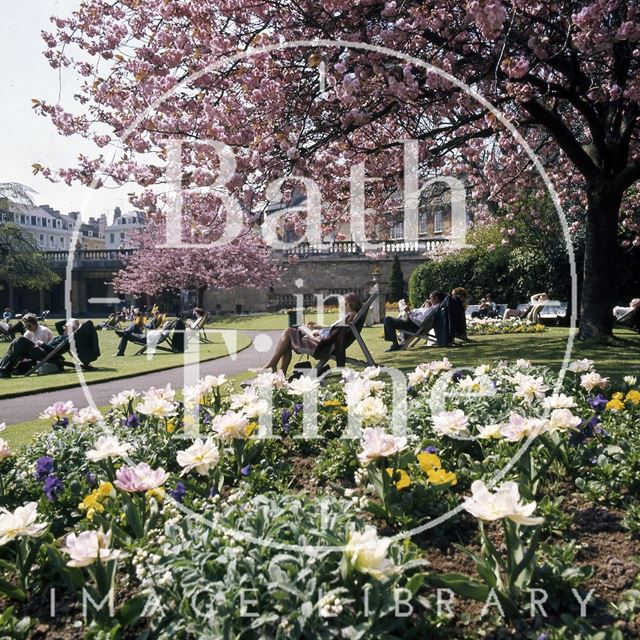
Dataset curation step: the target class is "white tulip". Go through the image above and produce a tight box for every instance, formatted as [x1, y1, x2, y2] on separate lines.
[345, 526, 396, 579]
[568, 358, 594, 373]
[86, 435, 131, 462]
[353, 396, 388, 426]
[463, 480, 543, 526]
[73, 407, 103, 426]
[287, 376, 321, 395]
[499, 413, 548, 442]
[624, 376, 637, 386]
[212, 411, 252, 440]
[109, 389, 140, 409]
[0, 502, 47, 546]
[548, 408, 582, 432]
[432, 409, 470, 438]
[357, 427, 407, 466]
[63, 530, 122, 567]
[580, 372, 609, 392]
[176, 438, 220, 476]
[514, 373, 549, 403]
[136, 397, 177, 418]
[542, 393, 576, 409]
[476, 423, 503, 440]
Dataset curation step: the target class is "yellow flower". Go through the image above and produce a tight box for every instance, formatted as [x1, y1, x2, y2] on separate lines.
[145, 487, 165, 503]
[606, 399, 625, 412]
[323, 399, 342, 407]
[386, 468, 411, 490]
[612, 392, 624, 401]
[97, 482, 115, 498]
[245, 422, 258, 437]
[78, 491, 104, 520]
[183, 414, 196, 428]
[166, 420, 176, 433]
[417, 452, 441, 473]
[427, 468, 457, 486]
[625, 390, 640, 405]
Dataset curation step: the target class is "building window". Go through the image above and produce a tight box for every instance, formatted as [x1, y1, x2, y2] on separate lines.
[418, 211, 428, 235]
[49, 235, 54, 244]
[390, 220, 404, 240]
[39, 234, 44, 244]
[110, 233, 115, 243]
[120, 232, 125, 240]
[31, 215, 37, 226]
[60, 237, 64, 245]
[434, 210, 443, 234]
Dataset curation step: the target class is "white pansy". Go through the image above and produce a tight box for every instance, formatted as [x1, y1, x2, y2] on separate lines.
[514, 373, 549, 403]
[287, 376, 321, 395]
[176, 438, 220, 476]
[136, 397, 177, 418]
[73, 407, 103, 426]
[463, 480, 543, 526]
[352, 396, 388, 426]
[109, 389, 140, 409]
[432, 409, 470, 438]
[357, 427, 407, 466]
[345, 526, 396, 579]
[86, 435, 131, 462]
[624, 375, 637, 386]
[499, 413, 548, 442]
[63, 530, 122, 567]
[0, 502, 48, 546]
[580, 372, 609, 392]
[212, 411, 252, 440]
[543, 393, 576, 409]
[476, 423, 503, 440]
[548, 408, 582, 432]
[568, 358, 594, 373]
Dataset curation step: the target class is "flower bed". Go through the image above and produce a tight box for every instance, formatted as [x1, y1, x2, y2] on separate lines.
[467, 317, 547, 335]
[1, 360, 639, 638]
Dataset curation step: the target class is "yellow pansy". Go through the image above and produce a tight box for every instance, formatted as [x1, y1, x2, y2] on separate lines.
[606, 399, 625, 412]
[323, 399, 342, 407]
[427, 467, 457, 486]
[612, 392, 624, 401]
[78, 491, 104, 520]
[625, 390, 640, 405]
[145, 487, 165, 503]
[166, 420, 176, 433]
[386, 468, 411, 490]
[245, 422, 258, 437]
[417, 452, 441, 473]
[97, 482, 115, 498]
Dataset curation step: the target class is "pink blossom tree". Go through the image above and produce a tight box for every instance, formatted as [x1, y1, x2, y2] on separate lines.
[37, 0, 640, 337]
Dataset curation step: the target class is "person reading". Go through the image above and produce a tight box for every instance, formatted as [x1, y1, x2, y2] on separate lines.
[263, 293, 362, 374]
[383, 290, 445, 351]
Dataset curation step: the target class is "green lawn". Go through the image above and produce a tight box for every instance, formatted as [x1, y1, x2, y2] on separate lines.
[209, 310, 342, 331]
[0, 326, 251, 399]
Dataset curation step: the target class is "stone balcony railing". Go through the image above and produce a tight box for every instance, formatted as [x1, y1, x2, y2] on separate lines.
[281, 238, 448, 258]
[42, 249, 135, 268]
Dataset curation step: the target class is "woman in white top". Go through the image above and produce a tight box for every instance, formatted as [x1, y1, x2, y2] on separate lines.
[22, 313, 54, 345]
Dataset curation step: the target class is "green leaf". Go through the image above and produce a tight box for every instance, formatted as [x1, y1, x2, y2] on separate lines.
[424, 572, 489, 602]
[116, 595, 148, 627]
[0, 576, 26, 602]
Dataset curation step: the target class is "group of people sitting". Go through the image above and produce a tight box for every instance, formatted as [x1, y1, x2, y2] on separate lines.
[0, 314, 99, 378]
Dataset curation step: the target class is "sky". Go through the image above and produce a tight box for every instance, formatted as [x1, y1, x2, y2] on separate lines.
[1, 0, 131, 222]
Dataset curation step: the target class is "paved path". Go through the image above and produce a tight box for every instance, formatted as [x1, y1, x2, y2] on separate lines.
[0, 330, 280, 426]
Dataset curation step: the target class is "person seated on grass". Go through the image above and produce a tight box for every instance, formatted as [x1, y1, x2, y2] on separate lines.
[263, 292, 362, 374]
[115, 316, 186, 356]
[0, 319, 80, 378]
[383, 290, 445, 352]
[613, 298, 640, 320]
[2, 308, 12, 322]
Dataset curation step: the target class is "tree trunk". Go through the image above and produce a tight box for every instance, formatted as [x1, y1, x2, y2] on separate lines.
[579, 185, 622, 339]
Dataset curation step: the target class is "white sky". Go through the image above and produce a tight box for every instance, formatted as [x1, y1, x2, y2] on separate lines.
[1, 0, 131, 221]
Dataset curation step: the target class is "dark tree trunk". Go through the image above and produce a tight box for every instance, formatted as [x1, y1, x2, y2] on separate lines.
[579, 185, 622, 339]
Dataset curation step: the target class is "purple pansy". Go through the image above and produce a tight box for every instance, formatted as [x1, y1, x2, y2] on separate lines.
[169, 482, 186, 503]
[43, 475, 64, 501]
[35, 456, 54, 481]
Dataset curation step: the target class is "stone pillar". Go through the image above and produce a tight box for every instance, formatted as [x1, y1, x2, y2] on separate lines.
[367, 263, 388, 325]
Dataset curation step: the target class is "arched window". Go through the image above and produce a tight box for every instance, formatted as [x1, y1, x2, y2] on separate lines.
[434, 210, 443, 234]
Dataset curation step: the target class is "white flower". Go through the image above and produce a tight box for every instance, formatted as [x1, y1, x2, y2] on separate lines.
[458, 375, 495, 395]
[176, 438, 220, 476]
[500, 413, 548, 442]
[242, 399, 270, 420]
[408, 367, 429, 387]
[580, 372, 609, 392]
[73, 407, 103, 426]
[230, 387, 261, 410]
[514, 374, 549, 403]
[432, 409, 470, 437]
[344, 378, 380, 406]
[624, 376, 637, 386]
[548, 409, 582, 432]
[345, 526, 396, 579]
[251, 370, 286, 389]
[212, 411, 252, 440]
[515, 359, 531, 369]
[568, 358, 594, 373]
[429, 358, 452, 374]
[39, 401, 76, 420]
[474, 364, 490, 376]
[463, 480, 543, 526]
[353, 396, 388, 426]
[357, 427, 407, 466]
[0, 502, 47, 545]
[136, 397, 177, 418]
[183, 382, 208, 407]
[362, 366, 381, 379]
[476, 423, 503, 440]
[86, 436, 131, 462]
[63, 530, 122, 567]
[287, 376, 321, 395]
[143, 383, 176, 402]
[543, 393, 576, 409]
[200, 374, 227, 390]
[109, 389, 140, 409]
[114, 462, 169, 492]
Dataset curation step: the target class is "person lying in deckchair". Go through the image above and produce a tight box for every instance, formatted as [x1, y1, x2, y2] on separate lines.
[383, 290, 445, 352]
[262, 292, 362, 374]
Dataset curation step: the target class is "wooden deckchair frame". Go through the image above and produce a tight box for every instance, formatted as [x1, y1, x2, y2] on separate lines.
[134, 319, 179, 356]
